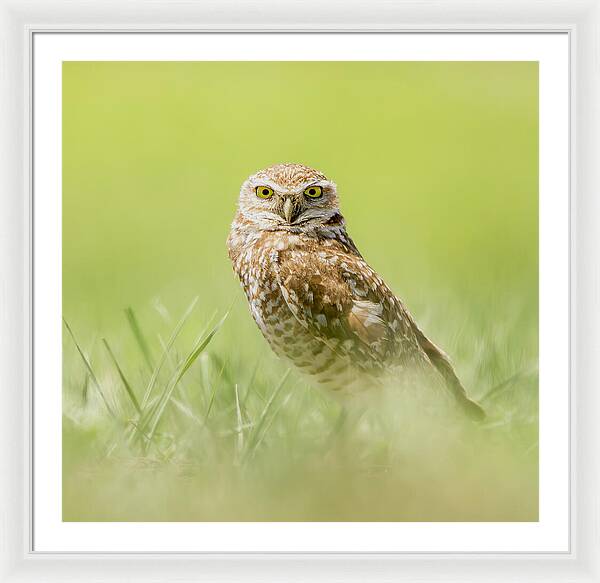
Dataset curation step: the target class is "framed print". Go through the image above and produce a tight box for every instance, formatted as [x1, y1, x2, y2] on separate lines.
[1, 0, 599, 581]
[33, 32, 568, 553]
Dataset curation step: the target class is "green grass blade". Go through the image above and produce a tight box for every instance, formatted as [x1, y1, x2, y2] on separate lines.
[146, 311, 229, 443]
[241, 356, 263, 407]
[127, 419, 153, 442]
[243, 369, 291, 462]
[81, 373, 89, 405]
[102, 338, 141, 414]
[250, 391, 293, 456]
[209, 353, 234, 390]
[480, 366, 538, 403]
[152, 297, 172, 323]
[204, 354, 230, 422]
[234, 383, 244, 456]
[63, 318, 116, 418]
[139, 296, 200, 409]
[170, 397, 203, 425]
[158, 335, 193, 410]
[124, 306, 154, 374]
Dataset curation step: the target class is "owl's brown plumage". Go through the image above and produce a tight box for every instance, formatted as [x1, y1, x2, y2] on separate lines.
[227, 163, 484, 419]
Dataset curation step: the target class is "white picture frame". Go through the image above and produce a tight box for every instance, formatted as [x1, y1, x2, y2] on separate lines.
[1, 0, 598, 581]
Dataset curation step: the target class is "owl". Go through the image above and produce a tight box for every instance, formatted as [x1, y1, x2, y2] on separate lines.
[227, 163, 484, 419]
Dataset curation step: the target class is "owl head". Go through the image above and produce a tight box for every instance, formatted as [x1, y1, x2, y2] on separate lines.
[236, 163, 341, 230]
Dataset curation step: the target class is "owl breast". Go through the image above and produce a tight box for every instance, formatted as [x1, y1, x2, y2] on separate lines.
[229, 229, 374, 393]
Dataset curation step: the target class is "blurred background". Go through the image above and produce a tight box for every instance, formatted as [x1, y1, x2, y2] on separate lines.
[62, 61, 538, 522]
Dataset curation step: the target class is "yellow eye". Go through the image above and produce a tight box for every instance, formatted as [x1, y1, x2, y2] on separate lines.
[304, 186, 323, 198]
[256, 186, 274, 199]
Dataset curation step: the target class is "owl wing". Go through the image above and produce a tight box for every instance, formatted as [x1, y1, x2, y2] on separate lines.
[272, 245, 421, 369]
[273, 242, 485, 419]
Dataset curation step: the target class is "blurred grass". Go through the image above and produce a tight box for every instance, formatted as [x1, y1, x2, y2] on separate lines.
[62, 61, 538, 522]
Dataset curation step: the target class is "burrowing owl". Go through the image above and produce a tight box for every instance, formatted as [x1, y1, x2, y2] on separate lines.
[227, 163, 484, 419]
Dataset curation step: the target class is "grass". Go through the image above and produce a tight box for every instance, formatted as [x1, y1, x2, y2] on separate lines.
[61, 61, 538, 521]
[62, 291, 538, 522]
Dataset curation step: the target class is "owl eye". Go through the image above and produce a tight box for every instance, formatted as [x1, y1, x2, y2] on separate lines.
[304, 186, 323, 199]
[256, 186, 274, 199]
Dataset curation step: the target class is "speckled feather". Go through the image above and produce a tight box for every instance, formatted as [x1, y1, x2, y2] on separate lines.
[227, 163, 484, 418]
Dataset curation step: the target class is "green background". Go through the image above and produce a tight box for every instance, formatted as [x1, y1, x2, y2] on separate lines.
[63, 61, 537, 329]
[62, 62, 538, 522]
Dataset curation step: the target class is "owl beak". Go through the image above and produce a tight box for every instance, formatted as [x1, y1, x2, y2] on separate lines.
[282, 198, 294, 223]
